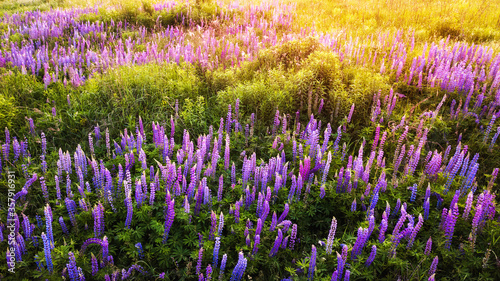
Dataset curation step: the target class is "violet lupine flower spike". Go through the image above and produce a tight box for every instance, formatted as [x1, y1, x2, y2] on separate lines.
[308, 245, 317, 281]
[428, 256, 438, 277]
[42, 232, 53, 273]
[213, 237, 220, 268]
[463, 192, 473, 220]
[444, 203, 459, 250]
[365, 245, 377, 267]
[67, 252, 78, 281]
[162, 199, 175, 244]
[424, 237, 432, 256]
[229, 252, 247, 281]
[269, 229, 283, 257]
[196, 247, 203, 276]
[325, 216, 337, 255]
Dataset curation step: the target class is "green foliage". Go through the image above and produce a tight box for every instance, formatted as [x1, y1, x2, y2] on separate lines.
[179, 96, 209, 136]
[0, 94, 17, 129]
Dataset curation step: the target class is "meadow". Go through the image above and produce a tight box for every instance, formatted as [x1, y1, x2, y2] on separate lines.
[0, 0, 499, 280]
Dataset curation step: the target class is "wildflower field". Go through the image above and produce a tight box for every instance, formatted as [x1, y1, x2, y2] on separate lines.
[0, 0, 499, 280]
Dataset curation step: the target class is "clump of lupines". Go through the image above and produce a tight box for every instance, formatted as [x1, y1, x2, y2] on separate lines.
[2, 23, 500, 279]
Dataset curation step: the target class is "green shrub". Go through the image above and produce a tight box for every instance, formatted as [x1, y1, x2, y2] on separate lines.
[0, 93, 17, 129]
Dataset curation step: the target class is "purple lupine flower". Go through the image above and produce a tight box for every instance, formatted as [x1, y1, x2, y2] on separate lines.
[105, 128, 110, 157]
[28, 117, 35, 135]
[94, 124, 101, 141]
[488, 127, 500, 151]
[331, 271, 338, 281]
[213, 237, 221, 268]
[326, 216, 337, 255]
[196, 247, 204, 276]
[483, 115, 496, 143]
[424, 237, 432, 255]
[253, 235, 261, 255]
[40, 177, 49, 203]
[67, 252, 78, 281]
[443, 149, 464, 193]
[469, 201, 483, 250]
[379, 214, 388, 243]
[344, 270, 350, 281]
[209, 211, 217, 240]
[365, 245, 377, 266]
[219, 254, 228, 280]
[91, 253, 98, 276]
[278, 203, 289, 224]
[440, 207, 449, 230]
[463, 191, 473, 220]
[125, 189, 133, 229]
[336, 252, 345, 280]
[229, 252, 247, 281]
[198, 233, 204, 249]
[347, 104, 355, 123]
[163, 199, 175, 244]
[224, 134, 230, 170]
[351, 198, 357, 212]
[318, 99, 324, 114]
[245, 233, 251, 247]
[217, 175, 224, 202]
[44, 204, 54, 248]
[21, 214, 33, 240]
[270, 212, 278, 232]
[93, 203, 105, 237]
[410, 184, 417, 202]
[428, 256, 438, 276]
[444, 203, 459, 249]
[42, 232, 53, 273]
[269, 229, 283, 257]
[255, 218, 263, 239]
[88, 133, 94, 157]
[424, 198, 430, 220]
[351, 227, 368, 260]
[217, 212, 224, 236]
[135, 243, 144, 259]
[290, 224, 297, 250]
[308, 245, 317, 281]
[59, 216, 68, 235]
[272, 109, 280, 136]
[206, 264, 212, 281]
[407, 214, 424, 248]
[234, 201, 241, 224]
